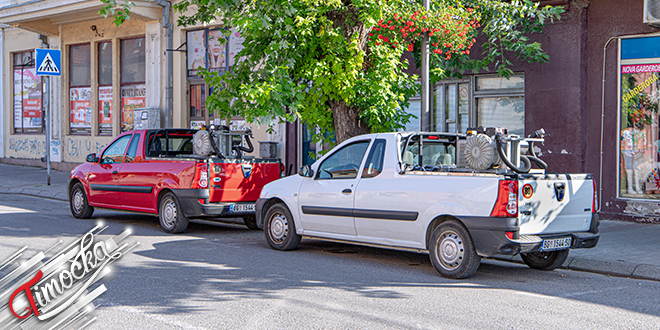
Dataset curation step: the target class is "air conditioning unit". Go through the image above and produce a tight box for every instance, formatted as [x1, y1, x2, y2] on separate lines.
[644, 0, 660, 27]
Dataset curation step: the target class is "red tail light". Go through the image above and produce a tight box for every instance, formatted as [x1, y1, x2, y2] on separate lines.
[280, 163, 285, 177]
[592, 180, 597, 213]
[191, 163, 209, 189]
[490, 180, 518, 217]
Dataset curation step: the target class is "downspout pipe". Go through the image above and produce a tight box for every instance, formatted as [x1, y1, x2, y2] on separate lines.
[599, 36, 619, 212]
[0, 26, 5, 159]
[155, 0, 173, 129]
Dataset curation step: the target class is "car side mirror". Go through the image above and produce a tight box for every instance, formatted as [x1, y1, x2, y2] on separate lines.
[86, 153, 98, 163]
[299, 165, 314, 178]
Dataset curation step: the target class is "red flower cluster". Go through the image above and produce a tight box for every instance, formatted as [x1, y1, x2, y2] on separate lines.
[368, 6, 480, 61]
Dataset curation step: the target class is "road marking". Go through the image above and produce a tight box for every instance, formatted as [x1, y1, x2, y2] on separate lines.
[515, 291, 558, 299]
[0, 205, 36, 214]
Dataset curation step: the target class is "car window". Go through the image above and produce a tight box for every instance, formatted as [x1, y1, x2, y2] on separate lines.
[317, 141, 370, 180]
[100, 135, 132, 164]
[124, 133, 141, 163]
[362, 139, 386, 178]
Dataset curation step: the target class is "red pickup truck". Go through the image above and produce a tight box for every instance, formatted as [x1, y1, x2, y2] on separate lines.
[68, 128, 281, 233]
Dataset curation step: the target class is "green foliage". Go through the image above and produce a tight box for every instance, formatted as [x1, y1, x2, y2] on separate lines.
[98, 0, 563, 144]
[98, 0, 135, 26]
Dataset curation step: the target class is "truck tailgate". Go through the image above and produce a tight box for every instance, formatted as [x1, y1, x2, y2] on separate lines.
[208, 160, 280, 203]
[518, 173, 594, 235]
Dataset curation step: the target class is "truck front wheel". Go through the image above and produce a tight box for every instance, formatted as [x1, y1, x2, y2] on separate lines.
[521, 250, 569, 270]
[159, 192, 189, 234]
[264, 203, 301, 251]
[429, 220, 481, 279]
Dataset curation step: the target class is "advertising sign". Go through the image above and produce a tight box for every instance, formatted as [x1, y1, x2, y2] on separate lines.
[121, 84, 146, 132]
[99, 86, 113, 135]
[70, 87, 92, 134]
[208, 29, 227, 73]
[228, 28, 245, 69]
[187, 30, 206, 77]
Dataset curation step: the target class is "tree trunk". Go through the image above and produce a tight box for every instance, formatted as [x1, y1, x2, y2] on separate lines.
[329, 99, 371, 144]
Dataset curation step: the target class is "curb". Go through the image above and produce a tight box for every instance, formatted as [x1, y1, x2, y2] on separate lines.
[492, 255, 660, 282]
[0, 190, 68, 202]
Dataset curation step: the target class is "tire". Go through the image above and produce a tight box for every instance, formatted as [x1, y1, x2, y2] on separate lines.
[521, 249, 569, 270]
[69, 182, 94, 219]
[429, 220, 481, 279]
[158, 192, 189, 234]
[264, 203, 301, 251]
[243, 215, 258, 230]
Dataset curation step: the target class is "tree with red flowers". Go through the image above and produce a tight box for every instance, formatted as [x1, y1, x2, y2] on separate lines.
[101, 0, 563, 145]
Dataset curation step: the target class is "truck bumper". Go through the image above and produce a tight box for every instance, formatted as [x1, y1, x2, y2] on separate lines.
[459, 215, 600, 257]
[172, 189, 256, 218]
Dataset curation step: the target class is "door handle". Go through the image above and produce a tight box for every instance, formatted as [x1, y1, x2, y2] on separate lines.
[342, 188, 352, 194]
[112, 170, 118, 174]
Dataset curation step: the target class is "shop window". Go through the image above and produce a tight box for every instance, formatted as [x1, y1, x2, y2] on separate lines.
[301, 123, 336, 166]
[429, 74, 524, 135]
[120, 37, 146, 132]
[186, 27, 243, 127]
[189, 83, 206, 128]
[69, 43, 92, 135]
[98, 41, 113, 136]
[12, 51, 43, 134]
[618, 36, 660, 199]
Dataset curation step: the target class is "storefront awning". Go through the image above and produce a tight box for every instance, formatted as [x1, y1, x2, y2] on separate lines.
[0, 0, 161, 36]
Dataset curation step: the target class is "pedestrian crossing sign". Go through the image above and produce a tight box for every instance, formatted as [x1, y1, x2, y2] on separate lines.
[35, 48, 61, 76]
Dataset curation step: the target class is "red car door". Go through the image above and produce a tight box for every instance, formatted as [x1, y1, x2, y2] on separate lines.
[87, 134, 132, 207]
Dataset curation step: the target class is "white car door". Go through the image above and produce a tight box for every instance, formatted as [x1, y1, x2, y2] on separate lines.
[298, 140, 371, 236]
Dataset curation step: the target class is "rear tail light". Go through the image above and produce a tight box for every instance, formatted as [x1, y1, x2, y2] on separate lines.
[280, 163, 285, 177]
[191, 163, 209, 189]
[490, 180, 518, 217]
[592, 180, 597, 213]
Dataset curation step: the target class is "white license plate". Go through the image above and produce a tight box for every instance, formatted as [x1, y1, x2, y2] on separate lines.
[540, 237, 572, 251]
[230, 204, 255, 213]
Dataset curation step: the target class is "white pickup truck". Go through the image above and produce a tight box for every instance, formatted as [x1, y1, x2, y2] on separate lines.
[255, 128, 599, 278]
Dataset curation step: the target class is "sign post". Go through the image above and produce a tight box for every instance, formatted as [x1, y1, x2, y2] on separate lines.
[35, 48, 61, 186]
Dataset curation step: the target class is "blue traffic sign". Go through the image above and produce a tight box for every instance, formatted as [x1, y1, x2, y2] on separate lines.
[35, 48, 61, 76]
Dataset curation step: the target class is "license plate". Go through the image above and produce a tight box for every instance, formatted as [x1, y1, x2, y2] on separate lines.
[540, 237, 572, 251]
[229, 204, 255, 213]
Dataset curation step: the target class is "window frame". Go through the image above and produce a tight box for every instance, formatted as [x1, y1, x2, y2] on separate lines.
[98, 40, 113, 136]
[12, 50, 43, 134]
[68, 43, 93, 136]
[315, 140, 371, 180]
[119, 36, 146, 133]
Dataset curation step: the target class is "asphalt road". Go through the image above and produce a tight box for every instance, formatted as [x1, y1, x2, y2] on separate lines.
[0, 194, 659, 330]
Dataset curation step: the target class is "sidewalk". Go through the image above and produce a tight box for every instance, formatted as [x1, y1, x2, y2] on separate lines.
[1, 163, 659, 281]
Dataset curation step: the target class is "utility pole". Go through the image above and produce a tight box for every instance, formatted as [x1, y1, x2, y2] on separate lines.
[421, 0, 430, 132]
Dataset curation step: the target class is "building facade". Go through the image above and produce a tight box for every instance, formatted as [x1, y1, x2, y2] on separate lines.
[0, 0, 280, 171]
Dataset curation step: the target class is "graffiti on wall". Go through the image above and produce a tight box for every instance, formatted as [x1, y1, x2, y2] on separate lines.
[65, 138, 107, 159]
[8, 137, 47, 157]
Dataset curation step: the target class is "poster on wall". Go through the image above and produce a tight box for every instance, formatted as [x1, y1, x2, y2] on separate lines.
[208, 29, 227, 73]
[20, 68, 43, 132]
[228, 27, 245, 69]
[70, 87, 92, 134]
[121, 84, 146, 132]
[99, 86, 113, 135]
[187, 30, 206, 77]
[13, 69, 23, 132]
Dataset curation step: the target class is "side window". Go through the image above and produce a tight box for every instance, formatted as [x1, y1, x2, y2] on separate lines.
[100, 135, 132, 164]
[317, 141, 370, 180]
[124, 133, 141, 163]
[362, 139, 386, 178]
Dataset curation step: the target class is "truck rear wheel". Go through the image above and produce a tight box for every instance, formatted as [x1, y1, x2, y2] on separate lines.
[242, 215, 258, 230]
[159, 192, 189, 234]
[521, 250, 569, 270]
[429, 220, 481, 279]
[264, 203, 301, 251]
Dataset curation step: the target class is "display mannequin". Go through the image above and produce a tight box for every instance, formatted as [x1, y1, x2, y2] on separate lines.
[621, 127, 646, 194]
